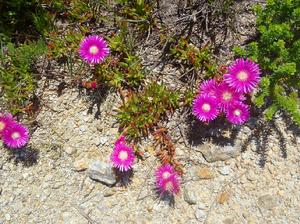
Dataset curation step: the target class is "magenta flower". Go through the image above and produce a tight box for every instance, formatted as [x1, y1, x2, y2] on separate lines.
[226, 102, 250, 125]
[159, 177, 180, 195]
[216, 82, 242, 110]
[224, 58, 261, 94]
[155, 165, 180, 195]
[114, 135, 125, 146]
[193, 94, 219, 122]
[2, 123, 29, 148]
[110, 136, 135, 172]
[155, 164, 176, 184]
[79, 35, 109, 64]
[199, 79, 218, 96]
[0, 114, 14, 137]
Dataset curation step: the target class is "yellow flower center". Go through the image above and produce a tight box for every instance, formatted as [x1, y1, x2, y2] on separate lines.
[202, 103, 211, 112]
[12, 132, 21, 139]
[162, 171, 171, 179]
[118, 151, 128, 161]
[222, 91, 232, 101]
[165, 181, 174, 192]
[237, 71, 248, 81]
[234, 109, 241, 116]
[89, 45, 99, 55]
[0, 121, 5, 131]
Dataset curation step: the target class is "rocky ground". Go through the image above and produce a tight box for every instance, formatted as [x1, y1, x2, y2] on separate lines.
[1, 79, 300, 224]
[1, 0, 300, 223]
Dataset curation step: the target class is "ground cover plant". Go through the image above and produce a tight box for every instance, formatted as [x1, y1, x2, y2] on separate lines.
[234, 0, 300, 126]
[1, 0, 299, 203]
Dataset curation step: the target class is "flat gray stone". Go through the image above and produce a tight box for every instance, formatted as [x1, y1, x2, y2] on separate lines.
[258, 194, 278, 210]
[88, 161, 117, 186]
[200, 142, 242, 163]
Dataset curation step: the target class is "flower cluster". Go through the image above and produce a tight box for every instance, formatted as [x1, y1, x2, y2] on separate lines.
[110, 136, 135, 172]
[110, 136, 181, 196]
[0, 112, 29, 148]
[155, 164, 180, 195]
[193, 58, 261, 125]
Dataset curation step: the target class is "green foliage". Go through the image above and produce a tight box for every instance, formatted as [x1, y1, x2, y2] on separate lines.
[46, 29, 85, 60]
[96, 30, 145, 89]
[170, 38, 218, 77]
[234, 0, 300, 125]
[42, 0, 91, 22]
[0, 0, 53, 38]
[117, 83, 180, 139]
[0, 40, 47, 113]
[116, 0, 154, 30]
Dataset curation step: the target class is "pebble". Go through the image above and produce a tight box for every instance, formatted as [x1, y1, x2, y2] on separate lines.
[5, 214, 11, 221]
[73, 158, 89, 171]
[88, 161, 117, 186]
[246, 170, 256, 181]
[183, 187, 197, 205]
[195, 208, 206, 221]
[220, 166, 231, 175]
[197, 167, 214, 179]
[64, 146, 76, 155]
[223, 217, 234, 224]
[258, 194, 278, 210]
[98, 136, 110, 146]
[103, 188, 116, 197]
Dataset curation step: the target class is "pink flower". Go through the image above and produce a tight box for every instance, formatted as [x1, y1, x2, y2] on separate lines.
[216, 82, 242, 111]
[2, 123, 29, 148]
[159, 176, 180, 195]
[155, 164, 180, 195]
[90, 81, 97, 89]
[199, 79, 218, 96]
[226, 102, 250, 125]
[155, 164, 176, 183]
[193, 94, 219, 122]
[224, 58, 261, 94]
[110, 136, 135, 172]
[79, 35, 109, 64]
[0, 114, 14, 137]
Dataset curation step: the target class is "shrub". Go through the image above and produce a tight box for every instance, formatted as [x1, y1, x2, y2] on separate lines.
[117, 83, 180, 139]
[0, 40, 46, 113]
[233, 0, 300, 125]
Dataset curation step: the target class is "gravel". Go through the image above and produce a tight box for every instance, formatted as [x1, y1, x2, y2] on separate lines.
[1, 1, 300, 223]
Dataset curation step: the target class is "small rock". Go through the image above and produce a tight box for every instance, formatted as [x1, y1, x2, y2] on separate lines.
[184, 187, 197, 205]
[246, 170, 256, 181]
[220, 166, 231, 175]
[98, 136, 109, 146]
[200, 143, 241, 162]
[88, 161, 117, 186]
[197, 202, 206, 210]
[223, 217, 234, 224]
[73, 158, 89, 172]
[79, 126, 87, 133]
[258, 194, 277, 210]
[103, 188, 116, 197]
[65, 146, 76, 155]
[60, 211, 88, 224]
[195, 208, 206, 221]
[197, 167, 214, 179]
[143, 152, 151, 158]
[218, 191, 230, 204]
[5, 214, 11, 221]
